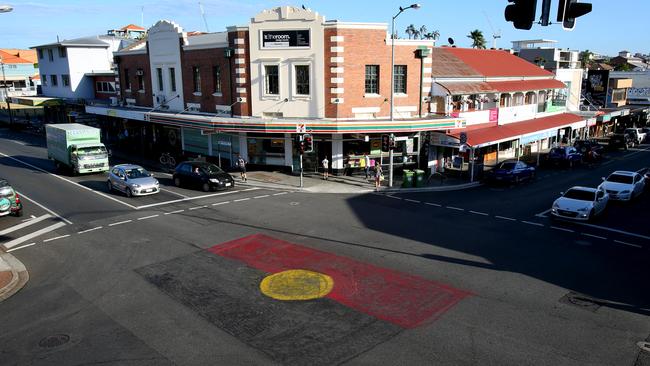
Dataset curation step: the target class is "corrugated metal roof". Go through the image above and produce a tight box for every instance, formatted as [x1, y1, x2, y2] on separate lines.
[436, 81, 496, 94]
[443, 48, 555, 78]
[430, 48, 482, 77]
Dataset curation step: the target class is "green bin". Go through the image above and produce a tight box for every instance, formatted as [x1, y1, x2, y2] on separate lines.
[414, 169, 425, 187]
[402, 170, 414, 188]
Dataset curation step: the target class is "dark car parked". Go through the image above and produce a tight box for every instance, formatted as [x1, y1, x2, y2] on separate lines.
[547, 146, 582, 167]
[598, 134, 634, 151]
[485, 160, 536, 184]
[573, 139, 604, 155]
[173, 162, 235, 192]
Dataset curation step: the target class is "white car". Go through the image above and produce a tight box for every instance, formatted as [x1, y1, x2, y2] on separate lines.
[624, 128, 646, 145]
[551, 186, 609, 221]
[597, 171, 645, 201]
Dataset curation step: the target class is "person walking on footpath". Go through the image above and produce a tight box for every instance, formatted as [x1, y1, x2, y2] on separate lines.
[374, 161, 383, 191]
[364, 153, 371, 180]
[237, 155, 247, 182]
[322, 156, 329, 180]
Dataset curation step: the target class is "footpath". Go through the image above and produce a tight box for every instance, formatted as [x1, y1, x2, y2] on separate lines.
[0, 250, 29, 302]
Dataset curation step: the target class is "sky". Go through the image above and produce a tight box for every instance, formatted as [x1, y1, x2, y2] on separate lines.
[0, 0, 646, 56]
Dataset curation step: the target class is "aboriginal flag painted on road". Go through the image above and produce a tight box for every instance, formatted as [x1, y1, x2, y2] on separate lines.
[137, 234, 469, 366]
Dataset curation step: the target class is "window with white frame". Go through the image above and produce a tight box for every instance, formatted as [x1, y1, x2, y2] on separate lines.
[47, 49, 53, 62]
[136, 69, 144, 91]
[96, 81, 116, 93]
[50, 75, 58, 86]
[156, 68, 163, 91]
[169, 68, 176, 92]
[393, 65, 407, 94]
[264, 65, 279, 95]
[213, 65, 222, 94]
[192, 66, 201, 93]
[365, 65, 379, 94]
[62, 74, 70, 87]
[294, 65, 310, 95]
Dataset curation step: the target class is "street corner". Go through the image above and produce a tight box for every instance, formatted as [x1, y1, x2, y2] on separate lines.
[135, 233, 470, 365]
[0, 251, 29, 302]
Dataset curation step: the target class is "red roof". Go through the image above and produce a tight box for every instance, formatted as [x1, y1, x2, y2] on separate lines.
[443, 48, 555, 78]
[486, 79, 566, 93]
[452, 113, 585, 147]
[121, 24, 145, 31]
[0, 50, 32, 64]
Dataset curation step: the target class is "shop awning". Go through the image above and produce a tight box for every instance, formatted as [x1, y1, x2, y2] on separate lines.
[435, 82, 496, 94]
[486, 79, 566, 93]
[451, 113, 585, 148]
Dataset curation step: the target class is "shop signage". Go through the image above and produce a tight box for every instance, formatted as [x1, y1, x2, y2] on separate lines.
[262, 30, 310, 48]
[429, 132, 460, 147]
[215, 105, 231, 117]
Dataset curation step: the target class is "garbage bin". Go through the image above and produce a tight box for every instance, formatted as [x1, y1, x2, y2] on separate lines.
[402, 170, 414, 188]
[414, 169, 425, 187]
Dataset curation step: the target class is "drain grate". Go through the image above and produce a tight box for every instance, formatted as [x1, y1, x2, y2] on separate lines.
[559, 292, 602, 312]
[39, 334, 70, 348]
[638, 341, 650, 353]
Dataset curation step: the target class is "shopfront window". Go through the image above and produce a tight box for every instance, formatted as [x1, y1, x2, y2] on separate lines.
[247, 133, 285, 165]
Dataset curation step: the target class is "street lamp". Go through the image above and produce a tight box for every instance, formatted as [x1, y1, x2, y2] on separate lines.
[0, 5, 13, 128]
[389, 3, 420, 187]
[0, 5, 13, 13]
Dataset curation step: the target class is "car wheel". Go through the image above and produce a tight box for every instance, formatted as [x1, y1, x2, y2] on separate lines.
[126, 188, 133, 198]
[174, 177, 181, 187]
[202, 183, 211, 192]
[107, 181, 113, 192]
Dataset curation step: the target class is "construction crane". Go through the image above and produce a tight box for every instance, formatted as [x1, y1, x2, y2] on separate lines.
[483, 11, 501, 49]
[199, 2, 210, 32]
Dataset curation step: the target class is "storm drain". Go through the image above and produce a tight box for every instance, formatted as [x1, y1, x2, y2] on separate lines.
[559, 292, 602, 312]
[39, 334, 70, 348]
[638, 341, 650, 353]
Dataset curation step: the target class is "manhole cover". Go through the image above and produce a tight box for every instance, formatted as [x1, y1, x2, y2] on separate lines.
[39, 334, 70, 348]
[289, 202, 300, 206]
[638, 341, 650, 353]
[559, 292, 601, 312]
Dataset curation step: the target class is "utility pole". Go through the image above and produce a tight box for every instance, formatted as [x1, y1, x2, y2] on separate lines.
[0, 57, 14, 128]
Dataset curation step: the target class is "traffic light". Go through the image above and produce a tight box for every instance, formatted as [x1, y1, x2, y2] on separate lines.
[504, 0, 538, 30]
[389, 134, 396, 150]
[303, 133, 313, 153]
[381, 134, 390, 152]
[298, 140, 305, 154]
[557, 0, 592, 30]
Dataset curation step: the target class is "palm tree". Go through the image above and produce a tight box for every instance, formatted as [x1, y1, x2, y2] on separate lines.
[467, 29, 487, 49]
[419, 25, 427, 40]
[432, 30, 440, 40]
[579, 49, 593, 68]
[405, 24, 416, 39]
[412, 28, 421, 40]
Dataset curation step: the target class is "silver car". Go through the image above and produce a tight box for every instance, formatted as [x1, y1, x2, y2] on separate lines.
[107, 164, 160, 197]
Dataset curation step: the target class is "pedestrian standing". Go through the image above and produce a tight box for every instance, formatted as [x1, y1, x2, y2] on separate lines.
[364, 153, 371, 180]
[322, 156, 329, 180]
[237, 155, 247, 182]
[374, 161, 383, 191]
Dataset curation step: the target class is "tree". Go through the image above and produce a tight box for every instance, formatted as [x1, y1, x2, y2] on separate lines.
[412, 28, 421, 40]
[419, 25, 427, 40]
[405, 24, 416, 39]
[467, 29, 487, 49]
[579, 49, 593, 68]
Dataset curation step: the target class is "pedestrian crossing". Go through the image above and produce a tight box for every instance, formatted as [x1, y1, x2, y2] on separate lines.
[1, 214, 67, 251]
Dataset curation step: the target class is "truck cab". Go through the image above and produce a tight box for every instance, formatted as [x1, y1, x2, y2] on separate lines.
[69, 143, 109, 174]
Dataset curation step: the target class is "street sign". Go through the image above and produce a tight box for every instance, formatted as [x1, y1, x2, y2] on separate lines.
[459, 132, 468, 145]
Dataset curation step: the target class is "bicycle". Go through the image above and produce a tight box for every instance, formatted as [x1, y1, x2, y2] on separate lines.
[159, 152, 176, 168]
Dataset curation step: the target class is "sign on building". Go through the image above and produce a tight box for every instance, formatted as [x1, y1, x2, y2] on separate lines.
[262, 30, 310, 48]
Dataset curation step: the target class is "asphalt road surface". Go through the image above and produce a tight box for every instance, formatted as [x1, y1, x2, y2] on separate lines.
[1, 128, 649, 366]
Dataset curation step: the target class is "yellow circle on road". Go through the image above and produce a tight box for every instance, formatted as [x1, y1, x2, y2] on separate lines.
[260, 269, 334, 301]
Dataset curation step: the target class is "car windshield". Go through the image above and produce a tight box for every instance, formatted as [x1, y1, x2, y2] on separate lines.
[201, 164, 224, 175]
[126, 167, 150, 179]
[606, 174, 633, 184]
[76, 146, 107, 156]
[563, 189, 595, 201]
[0, 187, 13, 198]
[498, 162, 516, 170]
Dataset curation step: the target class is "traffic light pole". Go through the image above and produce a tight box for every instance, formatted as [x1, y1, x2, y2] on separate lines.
[299, 153, 303, 189]
[389, 133, 394, 187]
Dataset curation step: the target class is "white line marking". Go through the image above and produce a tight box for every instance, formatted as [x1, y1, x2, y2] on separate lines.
[164, 209, 184, 215]
[188, 205, 208, 210]
[582, 233, 607, 240]
[404, 198, 421, 203]
[212, 201, 230, 206]
[108, 220, 132, 227]
[6, 242, 36, 252]
[568, 222, 650, 241]
[521, 220, 544, 227]
[43, 234, 70, 242]
[272, 192, 288, 196]
[2, 222, 66, 249]
[30, 215, 36, 219]
[550, 226, 574, 233]
[160, 188, 189, 198]
[15, 191, 72, 224]
[135, 188, 258, 209]
[495, 216, 517, 221]
[234, 198, 250, 202]
[535, 208, 552, 218]
[137, 214, 159, 220]
[386, 195, 402, 200]
[614, 240, 642, 249]
[0, 152, 138, 211]
[253, 195, 270, 199]
[469, 210, 489, 216]
[446, 206, 464, 211]
[0, 214, 52, 235]
[77, 226, 103, 234]
[424, 202, 441, 207]
[12, 140, 26, 145]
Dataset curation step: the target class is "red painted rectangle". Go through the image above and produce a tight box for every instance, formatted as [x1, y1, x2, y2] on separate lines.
[208, 234, 470, 328]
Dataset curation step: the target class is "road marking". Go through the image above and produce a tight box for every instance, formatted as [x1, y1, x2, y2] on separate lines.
[535, 208, 552, 218]
[212, 201, 230, 206]
[446, 206, 464, 211]
[43, 234, 70, 242]
[12, 140, 26, 145]
[550, 226, 574, 233]
[234, 198, 250, 202]
[495, 215, 517, 221]
[424, 202, 441, 207]
[404, 198, 421, 203]
[568, 222, 650, 241]
[273, 192, 288, 196]
[0, 152, 138, 211]
[581, 233, 607, 240]
[253, 195, 270, 199]
[108, 220, 132, 227]
[614, 240, 642, 249]
[6, 242, 36, 252]
[386, 195, 402, 200]
[137, 214, 159, 220]
[188, 205, 208, 210]
[164, 209, 184, 215]
[135, 188, 258, 209]
[15, 191, 72, 224]
[160, 188, 189, 198]
[0, 214, 52, 236]
[77, 226, 103, 234]
[521, 220, 544, 227]
[2, 222, 67, 249]
[469, 210, 489, 216]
